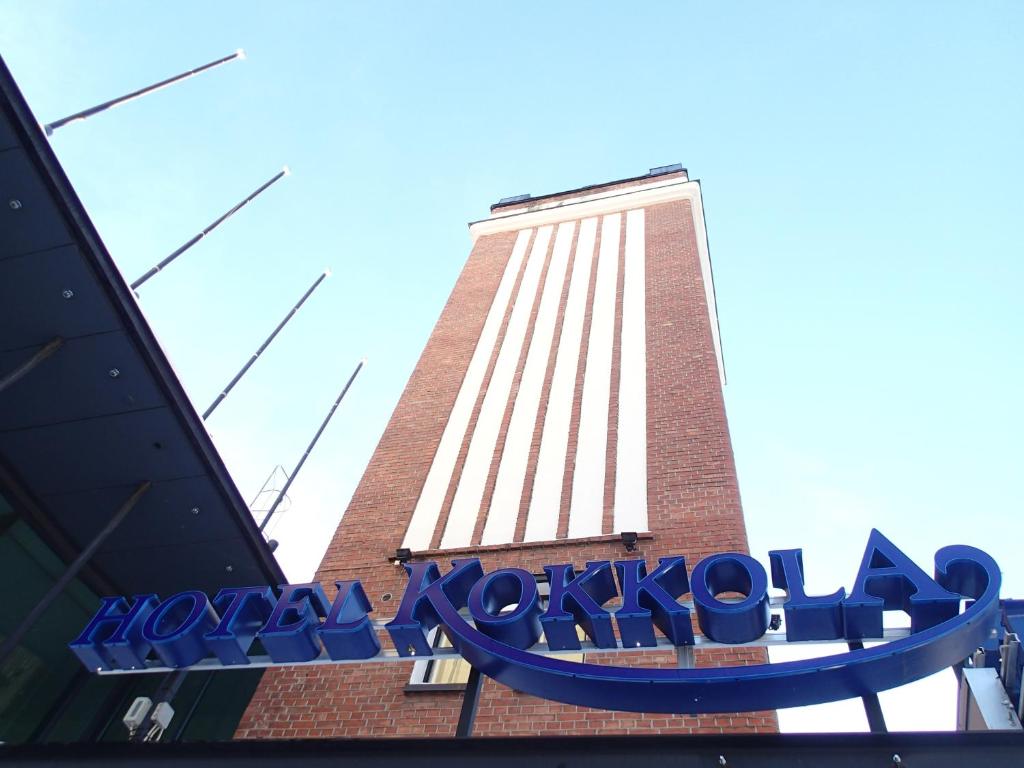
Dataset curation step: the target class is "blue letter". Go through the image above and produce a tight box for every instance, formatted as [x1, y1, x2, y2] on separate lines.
[317, 581, 380, 660]
[843, 529, 961, 638]
[691, 553, 770, 643]
[614, 557, 694, 647]
[542, 561, 617, 650]
[68, 595, 158, 671]
[467, 568, 543, 649]
[386, 559, 484, 657]
[934, 544, 1000, 604]
[142, 591, 220, 668]
[258, 583, 330, 663]
[769, 549, 845, 641]
[205, 586, 275, 665]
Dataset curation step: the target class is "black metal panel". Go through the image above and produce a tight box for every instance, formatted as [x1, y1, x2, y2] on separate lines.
[0, 245, 123, 352]
[0, 408, 204, 496]
[0, 107, 16, 150]
[0, 149, 73, 260]
[96, 537, 268, 597]
[2, 732, 1024, 767]
[0, 54, 285, 644]
[2, 57, 284, 593]
[0, 332, 165, 431]
[44, 476, 252, 557]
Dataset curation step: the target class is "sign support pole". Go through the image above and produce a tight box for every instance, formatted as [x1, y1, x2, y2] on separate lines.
[849, 640, 888, 732]
[455, 666, 484, 738]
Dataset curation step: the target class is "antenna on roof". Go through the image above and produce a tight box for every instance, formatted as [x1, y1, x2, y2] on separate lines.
[203, 268, 331, 420]
[42, 49, 246, 136]
[131, 166, 290, 290]
[249, 464, 292, 540]
[259, 358, 366, 533]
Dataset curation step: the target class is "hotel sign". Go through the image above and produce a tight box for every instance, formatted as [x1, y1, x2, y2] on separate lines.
[68, 530, 1002, 714]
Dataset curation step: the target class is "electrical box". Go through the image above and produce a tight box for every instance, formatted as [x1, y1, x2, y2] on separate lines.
[122, 697, 153, 731]
[152, 702, 175, 730]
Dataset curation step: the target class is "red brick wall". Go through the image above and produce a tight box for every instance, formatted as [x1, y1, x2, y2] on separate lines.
[236, 187, 777, 739]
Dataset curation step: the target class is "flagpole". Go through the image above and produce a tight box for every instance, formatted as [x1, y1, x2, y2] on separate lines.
[131, 166, 290, 290]
[203, 268, 331, 420]
[44, 49, 246, 136]
[259, 359, 365, 533]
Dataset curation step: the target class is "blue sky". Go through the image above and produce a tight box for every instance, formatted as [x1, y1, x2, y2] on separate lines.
[2, 1, 1022, 732]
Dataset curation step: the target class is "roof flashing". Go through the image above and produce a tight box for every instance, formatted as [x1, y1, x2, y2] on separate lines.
[649, 163, 684, 177]
[490, 165, 688, 213]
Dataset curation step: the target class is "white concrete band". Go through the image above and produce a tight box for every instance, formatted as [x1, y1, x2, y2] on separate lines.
[402, 229, 533, 551]
[470, 179, 723, 386]
[482, 221, 576, 545]
[523, 218, 598, 542]
[441, 226, 553, 548]
[567, 213, 621, 539]
[614, 208, 648, 534]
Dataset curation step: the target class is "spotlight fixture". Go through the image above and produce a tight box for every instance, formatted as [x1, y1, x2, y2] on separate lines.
[394, 547, 412, 564]
[620, 531, 639, 552]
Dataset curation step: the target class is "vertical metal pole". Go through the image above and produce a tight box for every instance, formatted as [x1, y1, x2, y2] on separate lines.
[455, 666, 483, 738]
[0, 481, 151, 668]
[259, 358, 364, 532]
[848, 640, 888, 732]
[0, 337, 63, 394]
[203, 269, 329, 419]
[675, 645, 695, 668]
[131, 167, 290, 290]
[43, 50, 246, 135]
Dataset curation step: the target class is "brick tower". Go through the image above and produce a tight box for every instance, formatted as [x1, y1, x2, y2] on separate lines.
[237, 166, 777, 738]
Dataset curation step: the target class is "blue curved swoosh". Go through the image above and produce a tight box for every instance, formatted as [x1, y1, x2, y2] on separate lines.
[431, 546, 1000, 713]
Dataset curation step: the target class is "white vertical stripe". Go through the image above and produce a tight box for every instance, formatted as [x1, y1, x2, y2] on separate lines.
[523, 218, 598, 542]
[440, 226, 554, 549]
[401, 229, 533, 551]
[567, 213, 621, 539]
[614, 209, 647, 532]
[482, 221, 576, 545]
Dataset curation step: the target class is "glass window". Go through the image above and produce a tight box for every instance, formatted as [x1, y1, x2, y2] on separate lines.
[424, 632, 471, 685]
[0, 487, 261, 743]
[0, 489, 112, 743]
[406, 582, 586, 691]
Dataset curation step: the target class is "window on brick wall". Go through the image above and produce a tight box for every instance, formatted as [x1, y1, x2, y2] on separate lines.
[405, 581, 585, 692]
[406, 628, 472, 690]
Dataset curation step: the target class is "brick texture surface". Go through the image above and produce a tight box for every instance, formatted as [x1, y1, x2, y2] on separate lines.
[236, 181, 777, 739]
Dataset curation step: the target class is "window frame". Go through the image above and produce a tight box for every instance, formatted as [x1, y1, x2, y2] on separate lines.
[405, 579, 558, 692]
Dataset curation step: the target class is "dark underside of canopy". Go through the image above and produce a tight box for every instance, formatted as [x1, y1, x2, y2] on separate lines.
[0, 53, 283, 598]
